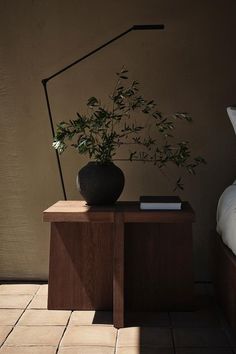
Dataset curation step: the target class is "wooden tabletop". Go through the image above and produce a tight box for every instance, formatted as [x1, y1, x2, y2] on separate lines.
[43, 201, 195, 223]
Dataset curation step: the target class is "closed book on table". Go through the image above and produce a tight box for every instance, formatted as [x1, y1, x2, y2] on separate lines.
[140, 196, 182, 210]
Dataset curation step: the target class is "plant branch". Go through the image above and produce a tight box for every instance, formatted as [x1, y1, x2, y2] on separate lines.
[52, 67, 206, 190]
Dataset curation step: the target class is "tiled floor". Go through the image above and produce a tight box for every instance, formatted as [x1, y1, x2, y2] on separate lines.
[0, 283, 235, 353]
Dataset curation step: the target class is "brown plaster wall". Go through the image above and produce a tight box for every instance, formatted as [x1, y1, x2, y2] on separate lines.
[0, 0, 236, 280]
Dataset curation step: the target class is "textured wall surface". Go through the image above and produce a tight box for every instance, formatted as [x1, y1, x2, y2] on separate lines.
[0, 0, 236, 280]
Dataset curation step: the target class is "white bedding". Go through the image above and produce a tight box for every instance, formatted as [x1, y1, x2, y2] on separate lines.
[217, 180, 236, 255]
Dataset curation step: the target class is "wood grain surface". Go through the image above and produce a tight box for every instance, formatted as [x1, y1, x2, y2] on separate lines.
[113, 212, 124, 328]
[48, 222, 113, 310]
[43, 201, 195, 223]
[125, 222, 194, 311]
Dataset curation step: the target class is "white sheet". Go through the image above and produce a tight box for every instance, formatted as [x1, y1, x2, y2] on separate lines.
[227, 106, 236, 135]
[217, 180, 236, 255]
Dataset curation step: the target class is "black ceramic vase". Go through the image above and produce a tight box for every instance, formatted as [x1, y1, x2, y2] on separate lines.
[77, 161, 125, 205]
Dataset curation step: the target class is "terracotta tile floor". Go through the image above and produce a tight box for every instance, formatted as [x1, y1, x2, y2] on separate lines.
[0, 283, 235, 354]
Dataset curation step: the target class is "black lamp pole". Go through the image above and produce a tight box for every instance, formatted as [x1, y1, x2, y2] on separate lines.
[42, 24, 165, 200]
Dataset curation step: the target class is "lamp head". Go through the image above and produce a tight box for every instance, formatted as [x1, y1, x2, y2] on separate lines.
[132, 24, 165, 30]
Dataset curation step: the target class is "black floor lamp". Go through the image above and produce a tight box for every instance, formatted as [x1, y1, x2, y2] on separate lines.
[42, 24, 165, 200]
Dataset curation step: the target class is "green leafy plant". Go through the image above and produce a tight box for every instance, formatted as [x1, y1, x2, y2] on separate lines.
[53, 67, 205, 190]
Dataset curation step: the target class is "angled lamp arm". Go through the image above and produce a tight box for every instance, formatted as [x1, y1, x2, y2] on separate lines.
[42, 24, 164, 200]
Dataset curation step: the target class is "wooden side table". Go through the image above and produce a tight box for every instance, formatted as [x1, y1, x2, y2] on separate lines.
[43, 201, 195, 328]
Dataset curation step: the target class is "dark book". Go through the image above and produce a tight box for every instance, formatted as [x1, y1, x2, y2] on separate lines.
[140, 195, 182, 210]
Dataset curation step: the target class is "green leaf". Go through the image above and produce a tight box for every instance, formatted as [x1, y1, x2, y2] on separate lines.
[87, 97, 99, 107]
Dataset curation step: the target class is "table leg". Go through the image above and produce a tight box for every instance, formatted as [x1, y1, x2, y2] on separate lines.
[113, 212, 124, 328]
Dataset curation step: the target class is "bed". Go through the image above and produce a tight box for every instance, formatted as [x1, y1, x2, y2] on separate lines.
[214, 106, 236, 328]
